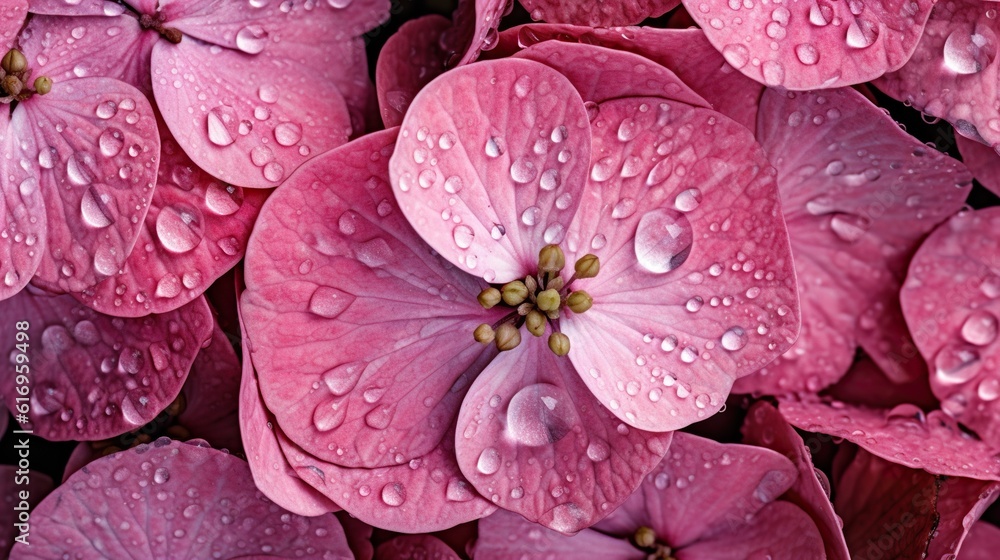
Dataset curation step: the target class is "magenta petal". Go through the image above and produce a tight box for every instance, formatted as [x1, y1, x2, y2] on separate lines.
[456, 340, 672, 534]
[0, 402, 7, 437]
[376, 15, 451, 128]
[441, 0, 509, 67]
[0, 108, 46, 300]
[0, 289, 212, 440]
[685, 0, 934, 89]
[243, 129, 499, 466]
[177, 323, 242, 452]
[901, 208, 1000, 443]
[73, 125, 267, 316]
[824, 353, 937, 411]
[834, 447, 1000, 560]
[375, 535, 461, 560]
[742, 402, 851, 560]
[0, 466, 53, 557]
[961, 522, 1000, 560]
[12, 439, 355, 559]
[519, 0, 679, 26]
[561, 96, 797, 431]
[780, 399, 1000, 479]
[677, 501, 826, 560]
[875, 0, 1000, 148]
[390, 58, 592, 283]
[0, 0, 26, 47]
[473, 509, 643, 559]
[957, 134, 1000, 196]
[17, 78, 159, 293]
[593, 433, 797, 548]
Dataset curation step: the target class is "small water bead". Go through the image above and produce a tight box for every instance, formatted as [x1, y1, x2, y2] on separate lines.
[206, 106, 238, 147]
[438, 132, 456, 150]
[722, 44, 750, 68]
[204, 183, 244, 216]
[236, 25, 268, 54]
[612, 198, 637, 219]
[978, 379, 1000, 401]
[550, 125, 567, 143]
[417, 169, 435, 188]
[510, 158, 537, 184]
[153, 467, 170, 484]
[674, 188, 702, 212]
[961, 311, 998, 346]
[795, 43, 820, 65]
[591, 157, 616, 182]
[95, 100, 118, 119]
[685, 297, 703, 312]
[98, 128, 125, 157]
[521, 206, 541, 226]
[263, 162, 284, 182]
[586, 439, 610, 462]
[453, 225, 475, 249]
[477, 447, 501, 475]
[274, 122, 302, 146]
[485, 136, 505, 158]
[661, 335, 678, 352]
[539, 169, 560, 191]
[680, 346, 698, 363]
[80, 188, 114, 228]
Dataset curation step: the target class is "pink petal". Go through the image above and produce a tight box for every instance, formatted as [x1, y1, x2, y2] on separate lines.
[561, 96, 797, 431]
[28, 0, 119, 15]
[0, 0, 26, 47]
[834, 447, 1000, 560]
[593, 433, 797, 549]
[518, 0, 679, 26]
[455, 339, 672, 534]
[961, 522, 1000, 560]
[17, 77, 160, 293]
[375, 535, 461, 560]
[901, 208, 1000, 443]
[824, 353, 937, 412]
[441, 0, 510, 67]
[276, 424, 497, 533]
[0, 402, 7, 437]
[242, 128, 500, 467]
[391, 58, 592, 283]
[0, 466, 53, 557]
[0, 105, 46, 299]
[0, 289, 212, 441]
[473, 509, 644, 559]
[376, 15, 451, 128]
[737, 87, 973, 394]
[12, 439, 355, 559]
[685, 0, 935, 89]
[676, 501, 826, 560]
[779, 399, 1000, 479]
[176, 322, 242, 452]
[875, 0, 1000, 148]
[73, 123, 267, 316]
[957, 134, 1000, 196]
[338, 512, 375, 560]
[742, 402, 851, 560]
[511, 40, 710, 108]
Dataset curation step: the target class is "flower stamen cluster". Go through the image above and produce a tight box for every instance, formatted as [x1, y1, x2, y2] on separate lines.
[0, 49, 51, 103]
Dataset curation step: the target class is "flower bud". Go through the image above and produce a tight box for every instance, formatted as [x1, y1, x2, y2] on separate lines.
[538, 244, 565, 273]
[536, 289, 561, 312]
[2, 75, 21, 96]
[634, 526, 656, 549]
[477, 287, 501, 309]
[1, 49, 26, 73]
[566, 290, 593, 313]
[495, 323, 521, 351]
[474, 324, 495, 344]
[501, 280, 529, 306]
[548, 332, 570, 356]
[33, 76, 52, 95]
[525, 309, 546, 337]
[574, 254, 600, 279]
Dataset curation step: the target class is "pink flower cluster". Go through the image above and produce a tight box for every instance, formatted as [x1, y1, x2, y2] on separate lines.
[3, 0, 1000, 558]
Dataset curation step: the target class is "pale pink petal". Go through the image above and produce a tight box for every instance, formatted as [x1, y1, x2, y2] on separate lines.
[441, 0, 510, 67]
[742, 402, 851, 560]
[519, 0, 679, 26]
[473, 509, 644, 559]
[957, 134, 1000, 196]
[686, 0, 935, 89]
[455, 339, 672, 534]
[376, 15, 450, 128]
[0, 106, 46, 299]
[961, 522, 1000, 560]
[0, 466, 53, 557]
[375, 535, 460, 560]
[834, 447, 1000, 559]
[779, 399, 1000, 479]
[511, 41, 710, 108]
[390, 58, 591, 283]
[0, 0, 26, 47]
[737, 87, 973, 394]
[28, 0, 115, 15]
[276, 424, 497, 533]
[176, 322, 241, 452]
[561, 96, 797, 431]
[16, 78, 159, 293]
[593, 433, 796, 548]
[73, 124, 267, 316]
[677, 501, 826, 560]
[901, 208, 1000, 444]
[875, 0, 1000, 148]
[12, 439, 355, 559]
[242, 128, 501, 467]
[0, 289, 212, 441]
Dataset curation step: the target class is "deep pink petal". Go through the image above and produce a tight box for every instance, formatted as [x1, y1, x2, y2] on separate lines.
[0, 466, 53, 557]
[242, 128, 499, 467]
[686, 0, 935, 89]
[0, 289, 212, 440]
[737, 87, 973, 394]
[390, 58, 592, 283]
[957, 134, 1000, 196]
[73, 123, 267, 316]
[0, 105, 46, 299]
[375, 535, 461, 560]
[834, 447, 999, 560]
[961, 522, 1000, 560]
[17, 77, 160, 293]
[337, 512, 375, 560]
[473, 509, 643, 559]
[901, 208, 1000, 444]
[376, 15, 450, 129]
[12, 439, 355, 559]
[519, 0, 679, 26]
[676, 501, 826, 560]
[560, 96, 797, 431]
[0, 0, 26, 48]
[441, 0, 509, 67]
[779, 399, 1000, 479]
[0, 402, 7, 437]
[824, 353, 937, 411]
[742, 402, 851, 560]
[875, 0, 1000, 148]
[176, 322, 242, 452]
[455, 339, 672, 534]
[593, 433, 797, 549]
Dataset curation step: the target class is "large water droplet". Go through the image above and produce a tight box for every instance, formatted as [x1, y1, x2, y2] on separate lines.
[506, 383, 578, 447]
[961, 311, 998, 346]
[477, 447, 501, 475]
[453, 225, 475, 249]
[274, 122, 302, 146]
[795, 43, 819, 65]
[156, 204, 205, 253]
[204, 183, 244, 216]
[934, 345, 981, 385]
[634, 209, 693, 274]
[313, 398, 346, 432]
[846, 18, 879, 49]
[943, 28, 997, 75]
[80, 187, 115, 228]
[235, 25, 268, 54]
[721, 327, 747, 351]
[308, 286, 355, 318]
[206, 106, 238, 147]
[510, 158, 537, 184]
[381, 482, 406, 506]
[98, 128, 124, 157]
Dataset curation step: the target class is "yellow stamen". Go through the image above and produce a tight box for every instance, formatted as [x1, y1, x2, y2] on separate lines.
[495, 323, 521, 351]
[538, 244, 565, 273]
[566, 290, 593, 313]
[2, 49, 26, 73]
[548, 332, 570, 356]
[536, 289, 561, 312]
[525, 310, 546, 337]
[574, 254, 600, 279]
[474, 324, 495, 344]
[477, 287, 501, 309]
[33, 76, 52, 95]
[501, 280, 529, 306]
[634, 526, 656, 548]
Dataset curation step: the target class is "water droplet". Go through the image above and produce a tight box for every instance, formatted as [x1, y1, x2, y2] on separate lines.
[722, 44, 750, 68]
[540, 169, 560, 191]
[156, 204, 205, 253]
[66, 152, 95, 186]
[236, 25, 268, 54]
[943, 28, 997, 75]
[309, 286, 355, 318]
[674, 188, 702, 212]
[274, 122, 302, 146]
[206, 106, 238, 147]
[618, 118, 639, 141]
[153, 467, 170, 484]
[721, 327, 747, 351]
[313, 398, 346, 432]
[830, 213, 869, 243]
[521, 206, 541, 226]
[510, 158, 537, 184]
[155, 274, 182, 298]
[95, 101, 117, 119]
[935, 345, 981, 385]
[961, 311, 998, 346]
[477, 447, 501, 475]
[846, 18, 879, 49]
[590, 157, 616, 182]
[761, 60, 785, 86]
[586, 439, 610, 462]
[452, 225, 475, 249]
[204, 183, 244, 216]
[680, 346, 699, 363]
[258, 84, 279, 104]
[795, 43, 819, 65]
[634, 209, 693, 274]
[506, 383, 578, 446]
[98, 128, 124, 157]
[485, 136, 505, 158]
[979, 379, 1000, 401]
[80, 187, 115, 228]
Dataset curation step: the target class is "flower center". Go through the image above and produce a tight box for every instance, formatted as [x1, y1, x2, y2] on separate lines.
[473, 244, 599, 356]
[633, 526, 676, 560]
[138, 13, 183, 44]
[1, 49, 52, 104]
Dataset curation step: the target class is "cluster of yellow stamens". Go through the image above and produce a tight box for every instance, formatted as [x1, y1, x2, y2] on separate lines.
[634, 526, 675, 559]
[1, 49, 52, 102]
[473, 244, 599, 356]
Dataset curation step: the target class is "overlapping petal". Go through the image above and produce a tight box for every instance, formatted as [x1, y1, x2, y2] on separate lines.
[519, 0, 679, 27]
[375, 535, 461, 560]
[376, 15, 451, 128]
[0, 466, 53, 557]
[0, 108, 46, 300]
[962, 522, 1000, 559]
[474, 509, 643, 559]
[957, 134, 1000, 196]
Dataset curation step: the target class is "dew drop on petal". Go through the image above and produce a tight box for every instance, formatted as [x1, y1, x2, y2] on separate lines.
[634, 209, 693, 274]
[721, 327, 747, 351]
[506, 384, 577, 447]
[961, 311, 998, 346]
[381, 483, 406, 506]
[477, 447, 501, 475]
[235, 25, 268, 54]
[934, 345, 981, 385]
